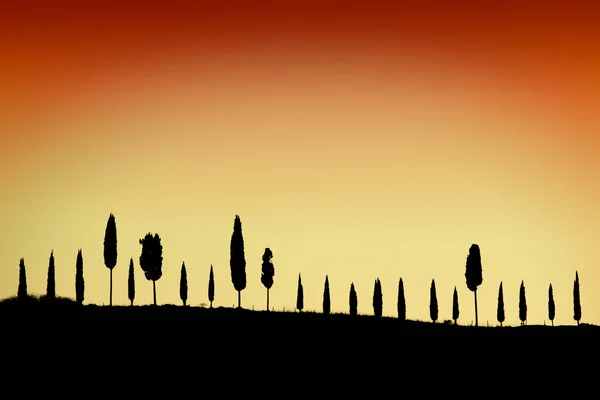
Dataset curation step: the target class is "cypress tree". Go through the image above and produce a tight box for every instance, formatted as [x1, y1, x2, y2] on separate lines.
[519, 280, 527, 326]
[430, 279, 438, 322]
[296, 273, 303, 312]
[373, 278, 382, 317]
[180, 262, 188, 306]
[497, 282, 505, 327]
[47, 250, 55, 300]
[465, 244, 483, 326]
[103, 213, 118, 306]
[208, 265, 215, 308]
[128, 258, 135, 306]
[397, 277, 406, 321]
[452, 286, 459, 324]
[323, 275, 330, 315]
[349, 282, 358, 316]
[260, 248, 275, 311]
[548, 283, 555, 326]
[75, 249, 84, 304]
[573, 271, 581, 325]
[229, 215, 246, 308]
[18, 258, 27, 300]
[139, 232, 163, 306]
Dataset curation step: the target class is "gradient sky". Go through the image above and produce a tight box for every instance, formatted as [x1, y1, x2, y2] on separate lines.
[1, 0, 599, 326]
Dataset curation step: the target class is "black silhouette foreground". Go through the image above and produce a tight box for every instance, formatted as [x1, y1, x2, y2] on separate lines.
[0, 297, 597, 394]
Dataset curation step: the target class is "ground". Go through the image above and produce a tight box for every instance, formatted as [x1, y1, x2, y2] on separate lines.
[0, 296, 597, 394]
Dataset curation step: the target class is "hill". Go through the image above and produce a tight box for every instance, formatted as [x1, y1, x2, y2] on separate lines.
[1, 297, 597, 394]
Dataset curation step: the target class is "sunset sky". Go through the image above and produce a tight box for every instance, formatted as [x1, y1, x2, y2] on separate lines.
[1, 0, 599, 326]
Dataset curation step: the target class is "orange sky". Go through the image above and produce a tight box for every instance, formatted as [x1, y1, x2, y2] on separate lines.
[1, 0, 599, 326]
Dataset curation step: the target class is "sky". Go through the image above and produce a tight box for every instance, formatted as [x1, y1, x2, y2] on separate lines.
[1, 0, 599, 326]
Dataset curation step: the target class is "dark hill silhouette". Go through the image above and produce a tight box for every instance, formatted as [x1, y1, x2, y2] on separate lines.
[0, 299, 597, 394]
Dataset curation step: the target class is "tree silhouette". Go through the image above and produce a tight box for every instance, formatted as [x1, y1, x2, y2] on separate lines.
[139, 233, 163, 306]
[452, 286, 459, 324]
[260, 248, 275, 311]
[180, 262, 188, 306]
[296, 273, 303, 312]
[349, 282, 358, 316]
[430, 279, 438, 322]
[208, 265, 215, 308]
[18, 258, 27, 300]
[47, 250, 55, 300]
[323, 275, 330, 315]
[548, 283, 555, 326]
[373, 278, 382, 317]
[397, 277, 406, 321]
[128, 258, 135, 306]
[229, 215, 246, 308]
[573, 271, 581, 325]
[75, 249, 84, 305]
[519, 280, 527, 326]
[103, 214, 118, 306]
[465, 244, 483, 326]
[497, 282, 505, 327]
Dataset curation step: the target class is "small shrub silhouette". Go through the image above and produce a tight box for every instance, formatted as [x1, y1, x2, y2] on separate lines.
[430, 279, 438, 322]
[497, 282, 505, 327]
[373, 278, 382, 317]
[47, 251, 55, 300]
[75, 249, 84, 304]
[397, 278, 406, 321]
[180, 262, 188, 306]
[548, 283, 555, 326]
[452, 286, 459, 324]
[519, 280, 527, 326]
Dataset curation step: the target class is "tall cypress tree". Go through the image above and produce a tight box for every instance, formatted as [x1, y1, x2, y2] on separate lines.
[18, 258, 27, 300]
[548, 283, 555, 326]
[229, 215, 246, 308]
[452, 286, 459, 324]
[323, 275, 330, 315]
[519, 280, 527, 326]
[128, 258, 135, 306]
[180, 262, 188, 306]
[75, 249, 84, 304]
[397, 277, 406, 321]
[497, 282, 505, 327]
[430, 279, 438, 322]
[47, 250, 55, 300]
[573, 271, 581, 325]
[373, 278, 382, 317]
[296, 273, 303, 312]
[104, 213, 118, 306]
[349, 282, 358, 316]
[465, 244, 483, 326]
[208, 265, 215, 308]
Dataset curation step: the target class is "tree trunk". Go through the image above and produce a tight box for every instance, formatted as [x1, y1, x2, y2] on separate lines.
[551, 320, 554, 326]
[153, 280, 157, 306]
[267, 288, 270, 311]
[210, 301, 213, 309]
[110, 268, 113, 306]
[237, 290, 241, 309]
[130, 299, 133, 306]
[474, 289, 479, 327]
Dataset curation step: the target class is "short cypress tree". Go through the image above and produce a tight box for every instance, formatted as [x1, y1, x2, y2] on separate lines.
[47, 251, 56, 300]
[349, 282, 358, 316]
[323, 275, 330, 315]
[519, 280, 527, 326]
[373, 278, 382, 317]
[497, 282, 505, 327]
[208, 265, 215, 308]
[397, 277, 406, 321]
[573, 271, 581, 325]
[296, 273, 303, 312]
[75, 249, 84, 304]
[18, 258, 27, 300]
[180, 262, 188, 306]
[548, 283, 555, 326]
[128, 258, 135, 306]
[452, 286, 459, 324]
[430, 279, 438, 322]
